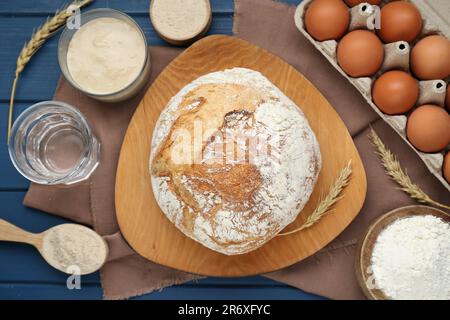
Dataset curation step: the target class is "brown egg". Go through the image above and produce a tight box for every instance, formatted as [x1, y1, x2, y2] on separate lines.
[344, 0, 381, 6]
[377, 2, 422, 43]
[305, 0, 350, 41]
[372, 71, 419, 115]
[337, 30, 384, 77]
[406, 105, 450, 153]
[411, 35, 450, 80]
[444, 152, 450, 183]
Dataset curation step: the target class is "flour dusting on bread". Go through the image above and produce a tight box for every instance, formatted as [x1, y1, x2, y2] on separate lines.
[150, 68, 321, 255]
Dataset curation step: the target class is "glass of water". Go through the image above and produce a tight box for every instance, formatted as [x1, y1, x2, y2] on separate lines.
[8, 101, 100, 185]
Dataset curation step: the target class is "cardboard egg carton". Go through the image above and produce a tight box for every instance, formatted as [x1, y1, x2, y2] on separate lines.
[294, 0, 450, 191]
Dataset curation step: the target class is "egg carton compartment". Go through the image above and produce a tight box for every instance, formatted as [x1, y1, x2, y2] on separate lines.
[294, 0, 450, 191]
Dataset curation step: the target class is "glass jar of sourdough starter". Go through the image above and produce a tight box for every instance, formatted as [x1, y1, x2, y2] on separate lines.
[58, 8, 151, 102]
[8, 101, 100, 185]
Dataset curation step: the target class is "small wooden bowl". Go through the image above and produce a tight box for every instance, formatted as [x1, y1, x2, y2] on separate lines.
[355, 205, 450, 300]
[150, 0, 212, 46]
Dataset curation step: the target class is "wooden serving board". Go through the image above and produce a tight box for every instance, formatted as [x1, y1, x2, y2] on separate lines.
[116, 35, 367, 277]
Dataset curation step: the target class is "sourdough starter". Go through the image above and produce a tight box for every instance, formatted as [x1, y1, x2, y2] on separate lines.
[67, 17, 146, 94]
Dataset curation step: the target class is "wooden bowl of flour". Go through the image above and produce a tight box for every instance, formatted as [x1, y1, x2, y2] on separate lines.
[356, 205, 450, 300]
[150, 0, 212, 46]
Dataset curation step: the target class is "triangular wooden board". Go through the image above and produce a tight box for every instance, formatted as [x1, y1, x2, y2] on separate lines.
[116, 35, 367, 276]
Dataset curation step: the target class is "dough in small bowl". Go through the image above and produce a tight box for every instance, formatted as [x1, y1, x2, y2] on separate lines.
[150, 68, 321, 255]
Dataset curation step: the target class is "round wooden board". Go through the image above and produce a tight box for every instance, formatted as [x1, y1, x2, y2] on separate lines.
[355, 205, 450, 300]
[116, 35, 367, 277]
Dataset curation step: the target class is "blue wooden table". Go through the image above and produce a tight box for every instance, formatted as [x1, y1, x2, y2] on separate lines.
[0, 0, 323, 300]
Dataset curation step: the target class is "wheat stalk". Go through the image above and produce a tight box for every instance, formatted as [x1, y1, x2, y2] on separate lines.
[277, 160, 352, 237]
[369, 127, 450, 210]
[7, 0, 93, 143]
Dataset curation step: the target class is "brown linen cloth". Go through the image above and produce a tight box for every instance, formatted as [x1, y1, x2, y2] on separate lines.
[24, 0, 449, 300]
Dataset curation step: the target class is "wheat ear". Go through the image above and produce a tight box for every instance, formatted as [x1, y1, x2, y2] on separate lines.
[277, 160, 352, 236]
[7, 0, 93, 143]
[369, 127, 450, 210]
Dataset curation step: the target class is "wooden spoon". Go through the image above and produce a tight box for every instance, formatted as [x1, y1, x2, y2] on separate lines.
[0, 219, 108, 275]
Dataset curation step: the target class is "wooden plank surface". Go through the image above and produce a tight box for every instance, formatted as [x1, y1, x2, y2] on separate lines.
[0, 284, 324, 300]
[0, 0, 237, 14]
[0, 0, 320, 300]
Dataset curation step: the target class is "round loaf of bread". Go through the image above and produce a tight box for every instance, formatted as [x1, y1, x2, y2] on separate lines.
[150, 68, 321, 255]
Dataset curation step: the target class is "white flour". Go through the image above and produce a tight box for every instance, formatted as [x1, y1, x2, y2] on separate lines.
[150, 68, 321, 254]
[371, 215, 450, 300]
[42, 224, 108, 275]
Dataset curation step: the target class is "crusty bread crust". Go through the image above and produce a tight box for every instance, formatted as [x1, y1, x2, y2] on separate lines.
[150, 68, 321, 255]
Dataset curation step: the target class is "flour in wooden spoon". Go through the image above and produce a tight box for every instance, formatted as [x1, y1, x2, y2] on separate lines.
[42, 224, 107, 275]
